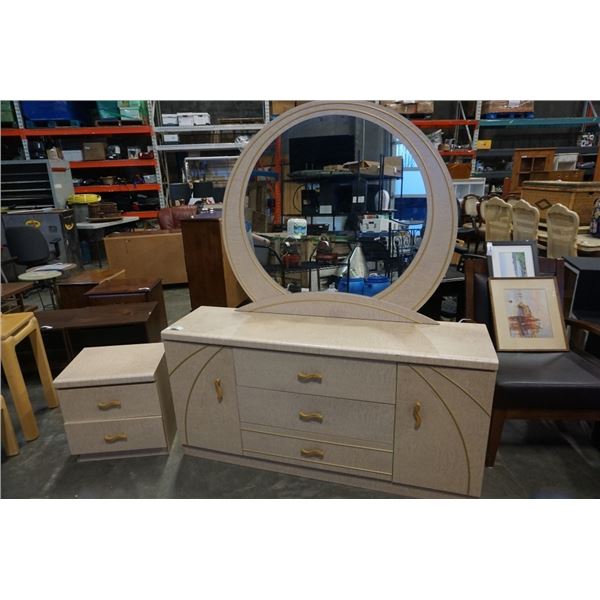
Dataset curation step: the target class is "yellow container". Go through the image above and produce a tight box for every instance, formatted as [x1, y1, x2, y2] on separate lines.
[476, 139, 492, 150]
[67, 194, 101, 204]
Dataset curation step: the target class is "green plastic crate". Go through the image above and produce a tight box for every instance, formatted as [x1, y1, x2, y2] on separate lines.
[1, 100, 15, 123]
[118, 101, 148, 123]
[96, 101, 120, 120]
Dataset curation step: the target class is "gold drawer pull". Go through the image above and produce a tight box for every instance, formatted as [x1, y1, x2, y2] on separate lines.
[104, 433, 128, 444]
[299, 411, 324, 424]
[97, 400, 122, 411]
[297, 372, 323, 383]
[413, 401, 422, 430]
[300, 448, 325, 459]
[214, 378, 224, 403]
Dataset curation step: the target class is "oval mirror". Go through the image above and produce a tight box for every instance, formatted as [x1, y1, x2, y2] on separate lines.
[223, 102, 456, 314]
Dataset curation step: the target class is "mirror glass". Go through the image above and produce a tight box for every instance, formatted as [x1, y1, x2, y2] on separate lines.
[244, 115, 428, 296]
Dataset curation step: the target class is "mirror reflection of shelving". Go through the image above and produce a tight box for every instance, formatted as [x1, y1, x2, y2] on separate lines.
[248, 116, 430, 295]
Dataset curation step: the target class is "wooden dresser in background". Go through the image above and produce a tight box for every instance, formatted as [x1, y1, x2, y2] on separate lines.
[180, 215, 248, 309]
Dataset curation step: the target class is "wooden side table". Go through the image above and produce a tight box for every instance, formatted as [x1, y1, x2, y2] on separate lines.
[58, 268, 126, 309]
[84, 277, 168, 330]
[35, 302, 163, 374]
[1, 281, 34, 313]
[1, 312, 59, 441]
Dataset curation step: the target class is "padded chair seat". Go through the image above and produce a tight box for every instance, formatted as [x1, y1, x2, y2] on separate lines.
[495, 351, 600, 410]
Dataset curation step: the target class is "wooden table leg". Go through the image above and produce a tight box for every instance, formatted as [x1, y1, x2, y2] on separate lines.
[29, 317, 59, 409]
[1, 394, 20, 456]
[0, 339, 39, 441]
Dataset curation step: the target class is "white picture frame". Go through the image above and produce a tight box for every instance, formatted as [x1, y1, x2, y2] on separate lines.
[487, 241, 539, 278]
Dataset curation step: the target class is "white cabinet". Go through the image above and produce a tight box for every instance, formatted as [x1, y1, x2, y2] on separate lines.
[163, 306, 497, 498]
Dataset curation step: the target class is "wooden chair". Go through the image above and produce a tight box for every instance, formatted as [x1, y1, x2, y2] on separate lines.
[464, 257, 600, 466]
[1, 312, 59, 441]
[462, 194, 481, 227]
[546, 202, 579, 258]
[483, 196, 512, 242]
[457, 195, 482, 253]
[512, 198, 540, 241]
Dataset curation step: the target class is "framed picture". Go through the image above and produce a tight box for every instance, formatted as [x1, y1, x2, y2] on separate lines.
[487, 241, 539, 278]
[489, 277, 568, 351]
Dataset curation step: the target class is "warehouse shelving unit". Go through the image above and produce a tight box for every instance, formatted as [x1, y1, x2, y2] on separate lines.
[473, 113, 600, 183]
[0, 101, 165, 207]
[152, 101, 271, 204]
[403, 102, 482, 174]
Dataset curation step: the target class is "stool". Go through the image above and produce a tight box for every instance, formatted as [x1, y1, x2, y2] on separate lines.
[1, 312, 59, 441]
[18, 269, 63, 309]
[1, 394, 19, 456]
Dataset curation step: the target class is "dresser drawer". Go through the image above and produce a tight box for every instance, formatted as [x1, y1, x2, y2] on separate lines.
[241, 430, 393, 479]
[238, 387, 394, 444]
[58, 382, 161, 422]
[234, 348, 396, 404]
[64, 416, 167, 455]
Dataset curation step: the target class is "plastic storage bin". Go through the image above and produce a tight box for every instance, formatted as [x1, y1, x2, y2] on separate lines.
[337, 276, 365, 295]
[20, 101, 80, 122]
[363, 274, 391, 296]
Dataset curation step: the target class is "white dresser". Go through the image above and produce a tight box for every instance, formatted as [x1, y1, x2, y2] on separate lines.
[163, 306, 498, 498]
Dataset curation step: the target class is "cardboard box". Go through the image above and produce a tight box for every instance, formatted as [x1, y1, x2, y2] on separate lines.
[270, 101, 296, 115]
[383, 156, 403, 177]
[482, 100, 534, 114]
[399, 102, 418, 115]
[193, 113, 211, 125]
[416, 101, 434, 114]
[62, 149, 84, 161]
[446, 163, 472, 179]
[83, 142, 106, 161]
[476, 139, 492, 150]
[344, 160, 380, 176]
[162, 114, 178, 125]
[177, 113, 195, 126]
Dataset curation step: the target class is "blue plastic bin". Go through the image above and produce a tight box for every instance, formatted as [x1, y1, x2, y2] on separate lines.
[337, 277, 365, 295]
[364, 274, 391, 296]
[20, 101, 80, 122]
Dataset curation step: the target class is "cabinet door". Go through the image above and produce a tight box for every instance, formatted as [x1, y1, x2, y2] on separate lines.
[393, 364, 495, 497]
[164, 341, 241, 454]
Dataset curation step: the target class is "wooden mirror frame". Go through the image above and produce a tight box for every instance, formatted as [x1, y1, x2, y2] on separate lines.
[222, 101, 457, 322]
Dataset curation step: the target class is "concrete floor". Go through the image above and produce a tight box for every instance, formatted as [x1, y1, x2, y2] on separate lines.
[2, 285, 600, 499]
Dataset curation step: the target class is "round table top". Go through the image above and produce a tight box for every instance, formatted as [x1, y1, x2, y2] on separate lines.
[18, 270, 62, 281]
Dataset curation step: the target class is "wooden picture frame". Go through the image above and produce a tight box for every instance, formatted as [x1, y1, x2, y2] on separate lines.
[487, 241, 539, 278]
[489, 277, 568, 351]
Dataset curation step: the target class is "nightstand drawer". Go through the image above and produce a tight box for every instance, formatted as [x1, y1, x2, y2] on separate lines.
[64, 416, 167, 455]
[234, 348, 396, 404]
[242, 430, 393, 479]
[238, 387, 394, 444]
[58, 382, 161, 422]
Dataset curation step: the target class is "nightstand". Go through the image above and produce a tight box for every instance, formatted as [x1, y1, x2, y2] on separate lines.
[53, 343, 176, 460]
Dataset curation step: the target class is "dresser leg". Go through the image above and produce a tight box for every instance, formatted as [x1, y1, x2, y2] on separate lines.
[485, 409, 506, 467]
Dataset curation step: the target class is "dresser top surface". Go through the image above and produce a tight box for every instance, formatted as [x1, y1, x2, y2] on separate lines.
[53, 343, 165, 388]
[162, 306, 498, 371]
